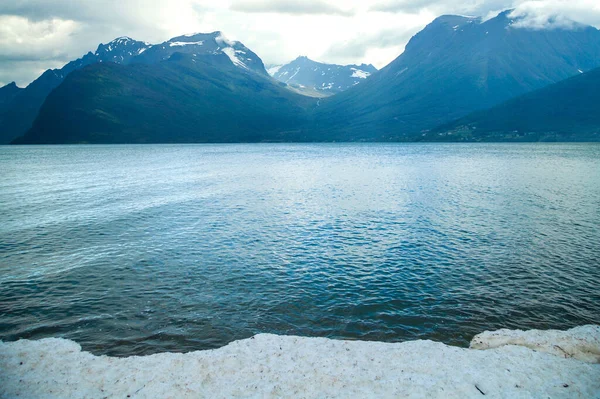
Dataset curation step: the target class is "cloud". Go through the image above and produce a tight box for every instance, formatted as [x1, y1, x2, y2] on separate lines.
[370, 0, 510, 16]
[230, 0, 355, 16]
[323, 28, 420, 64]
[371, 0, 444, 14]
[511, 0, 600, 29]
[369, 0, 600, 27]
[0, 16, 76, 68]
[1, 0, 600, 87]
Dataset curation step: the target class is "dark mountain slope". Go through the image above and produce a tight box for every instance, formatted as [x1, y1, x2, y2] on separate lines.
[427, 67, 600, 141]
[0, 82, 22, 113]
[270, 56, 377, 95]
[311, 11, 600, 141]
[0, 69, 71, 144]
[0, 37, 150, 144]
[14, 54, 315, 144]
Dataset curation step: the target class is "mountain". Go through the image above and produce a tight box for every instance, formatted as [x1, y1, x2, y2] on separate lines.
[0, 82, 22, 112]
[0, 37, 150, 144]
[269, 56, 377, 96]
[310, 10, 600, 141]
[133, 32, 267, 76]
[93, 36, 150, 64]
[13, 52, 316, 144]
[9, 11, 600, 144]
[426, 67, 600, 141]
[1, 32, 272, 144]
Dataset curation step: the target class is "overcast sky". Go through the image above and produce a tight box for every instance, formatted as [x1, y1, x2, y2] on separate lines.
[1, 0, 599, 87]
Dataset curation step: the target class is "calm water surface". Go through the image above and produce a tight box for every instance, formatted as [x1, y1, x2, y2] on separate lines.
[1, 144, 599, 356]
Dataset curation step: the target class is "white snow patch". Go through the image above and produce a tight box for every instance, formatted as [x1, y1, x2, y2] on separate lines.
[453, 25, 460, 30]
[350, 68, 370, 79]
[222, 47, 248, 69]
[0, 326, 598, 398]
[286, 67, 300, 83]
[578, 69, 584, 73]
[110, 37, 132, 46]
[138, 48, 147, 54]
[471, 325, 600, 363]
[169, 41, 204, 47]
[267, 65, 282, 76]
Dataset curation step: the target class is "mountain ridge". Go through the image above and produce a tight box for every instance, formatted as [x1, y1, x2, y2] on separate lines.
[0, 32, 268, 144]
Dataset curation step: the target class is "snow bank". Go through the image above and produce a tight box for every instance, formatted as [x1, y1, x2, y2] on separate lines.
[1, 326, 598, 398]
[471, 324, 600, 363]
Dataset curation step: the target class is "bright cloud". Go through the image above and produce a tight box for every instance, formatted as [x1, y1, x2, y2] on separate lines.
[0, 0, 599, 87]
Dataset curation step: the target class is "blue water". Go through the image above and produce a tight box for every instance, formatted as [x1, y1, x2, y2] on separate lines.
[1, 144, 599, 356]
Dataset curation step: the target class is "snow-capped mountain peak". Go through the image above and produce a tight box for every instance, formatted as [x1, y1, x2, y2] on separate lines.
[130, 32, 266, 74]
[270, 57, 377, 95]
[94, 37, 150, 63]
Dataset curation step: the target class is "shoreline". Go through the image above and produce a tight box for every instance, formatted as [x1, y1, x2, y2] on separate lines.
[1, 325, 598, 398]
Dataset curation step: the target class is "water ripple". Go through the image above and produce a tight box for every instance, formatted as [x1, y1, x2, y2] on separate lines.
[1, 143, 599, 356]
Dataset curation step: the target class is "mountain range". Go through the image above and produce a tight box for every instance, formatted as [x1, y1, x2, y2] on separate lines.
[0, 32, 268, 144]
[268, 57, 377, 96]
[5, 9, 600, 144]
[13, 49, 312, 144]
[0, 37, 150, 144]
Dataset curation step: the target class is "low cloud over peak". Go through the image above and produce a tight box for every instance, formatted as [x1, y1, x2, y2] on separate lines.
[230, 0, 355, 16]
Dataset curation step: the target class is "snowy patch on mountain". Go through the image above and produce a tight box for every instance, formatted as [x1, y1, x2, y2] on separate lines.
[350, 68, 371, 79]
[267, 65, 282, 76]
[169, 41, 204, 47]
[222, 47, 248, 69]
